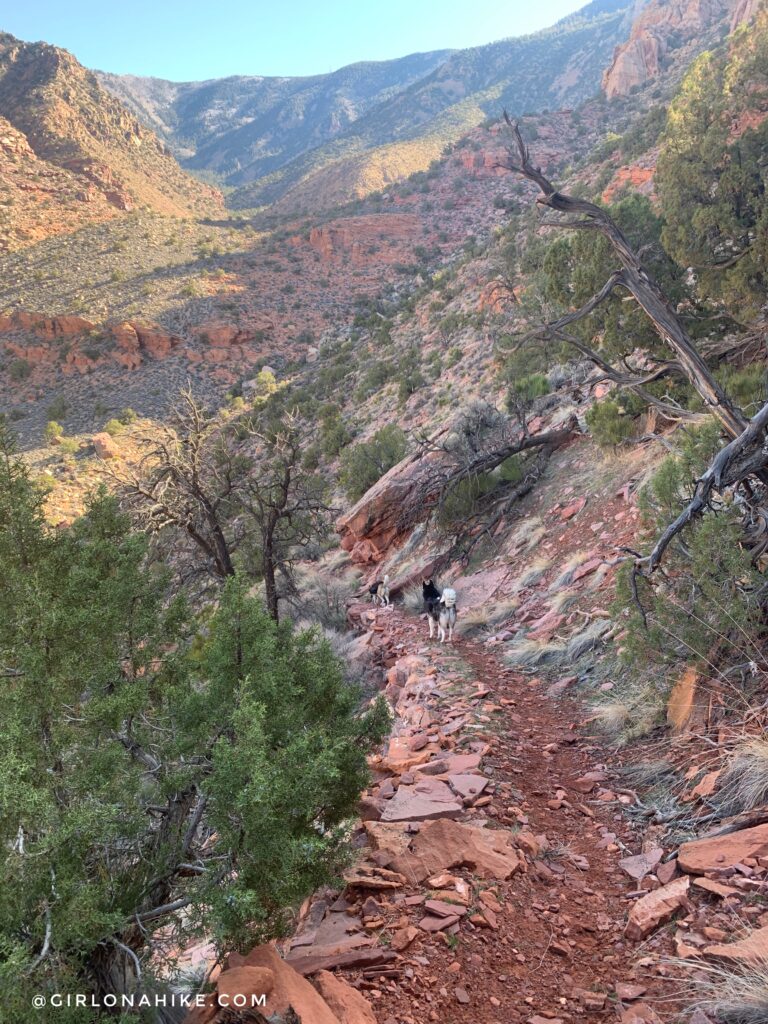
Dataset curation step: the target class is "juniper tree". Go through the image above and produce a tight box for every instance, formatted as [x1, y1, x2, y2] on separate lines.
[0, 424, 388, 1021]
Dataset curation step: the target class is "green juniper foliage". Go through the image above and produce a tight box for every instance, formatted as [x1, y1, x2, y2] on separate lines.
[339, 425, 407, 501]
[0, 424, 388, 1021]
[616, 423, 764, 682]
[656, 16, 768, 319]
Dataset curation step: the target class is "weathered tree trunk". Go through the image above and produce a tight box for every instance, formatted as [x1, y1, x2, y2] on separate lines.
[262, 524, 279, 622]
[502, 116, 749, 441]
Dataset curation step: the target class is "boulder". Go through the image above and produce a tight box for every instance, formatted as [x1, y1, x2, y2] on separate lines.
[216, 965, 274, 1006]
[619, 1004, 662, 1024]
[379, 777, 463, 822]
[314, 970, 377, 1024]
[366, 817, 523, 883]
[336, 447, 449, 561]
[625, 876, 690, 940]
[92, 432, 120, 459]
[240, 944, 340, 1023]
[618, 847, 663, 881]
[704, 925, 768, 965]
[678, 824, 768, 874]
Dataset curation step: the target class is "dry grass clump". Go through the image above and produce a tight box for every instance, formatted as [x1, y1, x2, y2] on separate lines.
[505, 619, 609, 669]
[283, 565, 361, 630]
[454, 607, 490, 637]
[548, 550, 590, 592]
[512, 555, 552, 592]
[402, 583, 425, 614]
[326, 548, 352, 572]
[565, 618, 610, 660]
[672, 956, 768, 1024]
[591, 681, 667, 745]
[549, 588, 579, 614]
[715, 739, 768, 816]
[592, 701, 631, 734]
[508, 517, 546, 555]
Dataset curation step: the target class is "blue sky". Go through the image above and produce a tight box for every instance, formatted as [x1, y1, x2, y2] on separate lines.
[2, 0, 587, 80]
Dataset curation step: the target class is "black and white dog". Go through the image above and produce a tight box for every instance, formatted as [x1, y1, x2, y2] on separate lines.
[369, 574, 391, 607]
[422, 578, 457, 642]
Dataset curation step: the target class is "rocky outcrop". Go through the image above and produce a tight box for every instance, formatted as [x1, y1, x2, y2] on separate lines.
[336, 448, 447, 563]
[625, 875, 690, 939]
[602, 0, 736, 99]
[183, 943, 368, 1024]
[292, 214, 421, 266]
[731, 0, 761, 30]
[0, 311, 95, 339]
[601, 160, 656, 205]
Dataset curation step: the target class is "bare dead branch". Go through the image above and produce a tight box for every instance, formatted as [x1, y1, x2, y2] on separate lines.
[641, 401, 768, 573]
[502, 113, 750, 441]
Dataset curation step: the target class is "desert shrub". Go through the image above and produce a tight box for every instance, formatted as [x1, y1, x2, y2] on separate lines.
[718, 363, 767, 415]
[46, 396, 69, 422]
[355, 359, 396, 399]
[252, 368, 278, 402]
[397, 347, 426, 404]
[506, 372, 550, 423]
[104, 418, 124, 436]
[118, 407, 138, 425]
[339, 425, 407, 501]
[9, 358, 31, 382]
[616, 422, 763, 691]
[319, 406, 353, 458]
[0, 434, 389, 1015]
[437, 473, 496, 530]
[497, 454, 524, 484]
[585, 396, 643, 447]
[44, 421, 64, 444]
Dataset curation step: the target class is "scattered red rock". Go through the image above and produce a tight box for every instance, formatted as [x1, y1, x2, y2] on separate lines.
[625, 876, 690, 940]
[677, 824, 768, 874]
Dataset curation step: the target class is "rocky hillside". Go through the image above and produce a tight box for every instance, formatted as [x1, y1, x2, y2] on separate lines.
[0, 32, 222, 251]
[97, 49, 454, 178]
[100, 0, 637, 214]
[602, 0, 757, 98]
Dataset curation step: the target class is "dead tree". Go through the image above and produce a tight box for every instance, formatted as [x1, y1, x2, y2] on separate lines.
[502, 117, 768, 577]
[114, 387, 238, 580]
[406, 402, 578, 561]
[501, 115, 749, 439]
[238, 412, 335, 621]
[113, 391, 334, 619]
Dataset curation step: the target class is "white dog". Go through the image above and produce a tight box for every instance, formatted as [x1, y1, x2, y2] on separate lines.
[438, 587, 457, 643]
[369, 574, 391, 607]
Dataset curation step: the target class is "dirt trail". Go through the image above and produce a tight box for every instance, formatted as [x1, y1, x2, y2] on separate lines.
[190, 597, 689, 1024]
[349, 604, 674, 1024]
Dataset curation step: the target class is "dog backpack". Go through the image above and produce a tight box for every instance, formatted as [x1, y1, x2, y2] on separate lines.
[441, 587, 457, 608]
[369, 581, 381, 595]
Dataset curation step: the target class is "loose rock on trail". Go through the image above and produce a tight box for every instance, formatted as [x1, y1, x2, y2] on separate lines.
[189, 599, 714, 1023]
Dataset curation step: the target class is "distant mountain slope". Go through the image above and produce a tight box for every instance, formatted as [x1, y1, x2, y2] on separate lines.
[230, 0, 637, 212]
[99, 0, 637, 212]
[0, 32, 222, 232]
[97, 50, 454, 181]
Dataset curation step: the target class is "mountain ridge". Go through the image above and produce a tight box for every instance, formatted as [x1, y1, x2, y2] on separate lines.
[97, 0, 638, 212]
